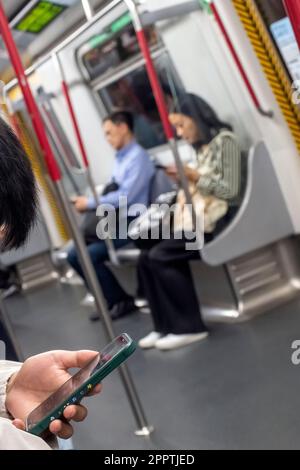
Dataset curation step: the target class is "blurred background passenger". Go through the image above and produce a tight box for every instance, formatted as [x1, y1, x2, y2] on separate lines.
[138, 93, 241, 351]
[68, 111, 155, 321]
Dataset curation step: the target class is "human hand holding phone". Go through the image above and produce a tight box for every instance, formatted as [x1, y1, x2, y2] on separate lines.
[7, 335, 136, 438]
[5, 350, 102, 440]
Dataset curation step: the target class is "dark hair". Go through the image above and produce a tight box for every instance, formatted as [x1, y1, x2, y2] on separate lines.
[176, 93, 233, 147]
[0, 118, 38, 250]
[103, 110, 134, 133]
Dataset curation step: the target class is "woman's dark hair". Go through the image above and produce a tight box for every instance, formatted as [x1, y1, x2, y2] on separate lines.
[103, 110, 134, 133]
[176, 93, 233, 147]
[0, 117, 38, 250]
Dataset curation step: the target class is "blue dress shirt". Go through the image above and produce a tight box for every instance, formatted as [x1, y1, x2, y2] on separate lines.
[87, 140, 155, 210]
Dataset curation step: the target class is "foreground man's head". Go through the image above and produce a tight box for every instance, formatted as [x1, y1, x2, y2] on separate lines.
[0, 117, 37, 250]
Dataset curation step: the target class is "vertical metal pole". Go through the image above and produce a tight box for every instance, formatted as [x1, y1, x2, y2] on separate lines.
[52, 53, 96, 193]
[81, 0, 94, 21]
[52, 52, 120, 265]
[283, 0, 300, 50]
[56, 181, 152, 436]
[0, 1, 151, 435]
[124, 0, 197, 228]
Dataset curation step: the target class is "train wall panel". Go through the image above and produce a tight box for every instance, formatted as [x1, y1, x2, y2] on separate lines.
[214, 0, 300, 233]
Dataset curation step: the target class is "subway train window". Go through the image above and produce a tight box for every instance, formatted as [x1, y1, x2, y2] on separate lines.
[80, 14, 160, 81]
[78, 15, 184, 149]
[96, 54, 183, 149]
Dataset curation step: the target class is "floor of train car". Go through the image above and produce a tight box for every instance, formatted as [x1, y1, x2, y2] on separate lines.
[2, 280, 300, 450]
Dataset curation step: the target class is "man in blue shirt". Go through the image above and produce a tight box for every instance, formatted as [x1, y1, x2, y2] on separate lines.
[68, 111, 155, 321]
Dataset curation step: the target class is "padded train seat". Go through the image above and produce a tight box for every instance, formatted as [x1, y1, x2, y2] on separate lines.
[201, 141, 294, 265]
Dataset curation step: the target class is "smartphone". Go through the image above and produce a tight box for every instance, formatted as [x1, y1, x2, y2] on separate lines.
[25, 333, 136, 436]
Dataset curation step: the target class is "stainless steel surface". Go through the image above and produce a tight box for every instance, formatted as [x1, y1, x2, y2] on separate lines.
[202, 305, 240, 322]
[56, 179, 151, 433]
[220, 237, 300, 322]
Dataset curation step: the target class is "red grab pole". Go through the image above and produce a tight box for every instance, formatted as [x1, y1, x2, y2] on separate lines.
[210, 2, 260, 110]
[283, 0, 300, 50]
[124, 0, 174, 139]
[0, 2, 61, 182]
[210, 2, 272, 117]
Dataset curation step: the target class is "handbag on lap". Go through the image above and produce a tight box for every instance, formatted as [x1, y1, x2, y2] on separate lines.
[128, 191, 177, 249]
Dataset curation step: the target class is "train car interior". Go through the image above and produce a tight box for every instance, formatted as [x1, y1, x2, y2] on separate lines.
[1, 0, 300, 450]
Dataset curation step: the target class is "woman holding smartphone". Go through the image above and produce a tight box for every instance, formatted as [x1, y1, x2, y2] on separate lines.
[138, 93, 242, 351]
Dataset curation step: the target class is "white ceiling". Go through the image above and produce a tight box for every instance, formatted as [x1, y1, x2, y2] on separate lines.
[0, 0, 108, 78]
[2, 0, 26, 19]
[1, 0, 80, 19]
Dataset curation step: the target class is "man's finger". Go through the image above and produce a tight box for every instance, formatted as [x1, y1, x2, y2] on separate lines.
[49, 420, 74, 439]
[55, 350, 99, 370]
[88, 383, 102, 396]
[63, 405, 88, 422]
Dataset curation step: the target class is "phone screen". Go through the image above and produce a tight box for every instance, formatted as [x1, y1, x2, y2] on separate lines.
[26, 334, 133, 433]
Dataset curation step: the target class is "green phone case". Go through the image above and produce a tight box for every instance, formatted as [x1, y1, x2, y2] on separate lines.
[26, 335, 136, 436]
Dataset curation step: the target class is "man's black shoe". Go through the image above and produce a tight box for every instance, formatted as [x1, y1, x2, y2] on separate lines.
[89, 298, 137, 322]
[110, 298, 137, 320]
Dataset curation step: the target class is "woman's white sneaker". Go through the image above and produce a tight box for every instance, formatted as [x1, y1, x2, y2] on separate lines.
[138, 332, 163, 349]
[155, 332, 209, 350]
